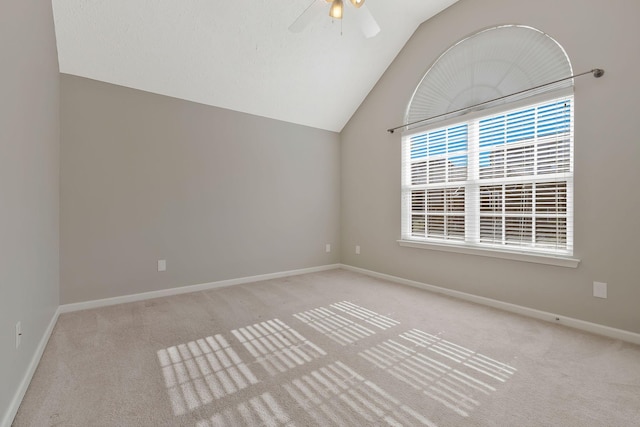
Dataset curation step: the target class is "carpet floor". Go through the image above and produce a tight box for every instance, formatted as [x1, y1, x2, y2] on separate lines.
[13, 269, 640, 426]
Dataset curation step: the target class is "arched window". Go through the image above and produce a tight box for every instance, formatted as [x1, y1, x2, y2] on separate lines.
[401, 26, 575, 263]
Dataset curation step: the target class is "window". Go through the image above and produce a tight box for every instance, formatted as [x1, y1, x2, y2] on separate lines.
[401, 96, 573, 257]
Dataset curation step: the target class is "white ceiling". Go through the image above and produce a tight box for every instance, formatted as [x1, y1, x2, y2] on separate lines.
[52, 0, 458, 132]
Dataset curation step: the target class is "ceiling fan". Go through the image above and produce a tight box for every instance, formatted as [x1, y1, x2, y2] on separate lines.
[289, 0, 381, 38]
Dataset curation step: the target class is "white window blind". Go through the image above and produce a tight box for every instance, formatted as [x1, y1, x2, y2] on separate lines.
[402, 96, 573, 256]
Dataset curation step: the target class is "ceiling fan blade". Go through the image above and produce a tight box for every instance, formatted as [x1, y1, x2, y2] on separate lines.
[289, 0, 326, 33]
[353, 4, 380, 38]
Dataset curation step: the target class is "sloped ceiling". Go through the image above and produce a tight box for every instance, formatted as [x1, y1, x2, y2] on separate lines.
[52, 0, 458, 132]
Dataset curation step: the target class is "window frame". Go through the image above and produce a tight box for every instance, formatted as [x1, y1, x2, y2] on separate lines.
[399, 89, 580, 268]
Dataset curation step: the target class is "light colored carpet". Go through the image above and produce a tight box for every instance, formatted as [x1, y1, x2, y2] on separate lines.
[13, 269, 640, 426]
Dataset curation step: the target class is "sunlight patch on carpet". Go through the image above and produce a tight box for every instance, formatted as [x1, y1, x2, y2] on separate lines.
[196, 392, 294, 427]
[400, 329, 517, 382]
[330, 301, 400, 330]
[283, 360, 437, 426]
[359, 330, 516, 418]
[294, 306, 376, 345]
[231, 318, 326, 376]
[157, 334, 258, 416]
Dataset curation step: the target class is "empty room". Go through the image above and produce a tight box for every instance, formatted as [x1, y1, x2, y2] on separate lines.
[2, 0, 639, 426]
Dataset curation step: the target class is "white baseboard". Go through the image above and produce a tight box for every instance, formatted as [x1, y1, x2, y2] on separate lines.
[340, 264, 640, 346]
[59, 264, 342, 314]
[2, 306, 61, 427]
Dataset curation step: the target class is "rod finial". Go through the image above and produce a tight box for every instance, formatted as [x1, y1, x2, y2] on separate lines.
[593, 68, 604, 78]
[387, 129, 395, 134]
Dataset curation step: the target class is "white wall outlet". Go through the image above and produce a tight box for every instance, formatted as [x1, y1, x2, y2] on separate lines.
[16, 321, 22, 349]
[158, 259, 167, 272]
[355, 245, 361, 255]
[325, 244, 331, 253]
[593, 281, 607, 299]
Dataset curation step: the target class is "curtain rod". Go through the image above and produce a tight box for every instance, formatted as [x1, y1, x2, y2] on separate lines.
[387, 68, 604, 134]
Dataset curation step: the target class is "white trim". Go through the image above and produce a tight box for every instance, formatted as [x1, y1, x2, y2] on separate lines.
[397, 240, 580, 268]
[340, 264, 640, 345]
[2, 306, 61, 427]
[59, 264, 341, 313]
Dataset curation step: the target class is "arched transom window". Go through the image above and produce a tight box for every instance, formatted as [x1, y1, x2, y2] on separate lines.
[401, 26, 576, 264]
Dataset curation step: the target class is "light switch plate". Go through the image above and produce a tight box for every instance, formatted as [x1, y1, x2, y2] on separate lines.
[158, 259, 167, 272]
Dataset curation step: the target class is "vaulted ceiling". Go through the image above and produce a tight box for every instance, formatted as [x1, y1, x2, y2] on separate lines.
[52, 0, 459, 132]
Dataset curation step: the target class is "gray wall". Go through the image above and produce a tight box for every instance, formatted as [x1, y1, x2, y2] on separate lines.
[0, 0, 60, 422]
[60, 75, 340, 304]
[341, 0, 640, 333]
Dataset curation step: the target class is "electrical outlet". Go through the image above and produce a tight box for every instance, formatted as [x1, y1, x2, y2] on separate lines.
[325, 244, 331, 253]
[158, 259, 167, 272]
[593, 281, 607, 299]
[355, 245, 361, 255]
[16, 321, 22, 349]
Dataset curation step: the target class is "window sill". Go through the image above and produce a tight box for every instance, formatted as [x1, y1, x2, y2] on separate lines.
[397, 239, 580, 268]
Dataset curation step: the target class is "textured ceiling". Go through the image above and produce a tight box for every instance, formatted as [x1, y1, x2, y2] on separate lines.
[52, 0, 458, 132]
